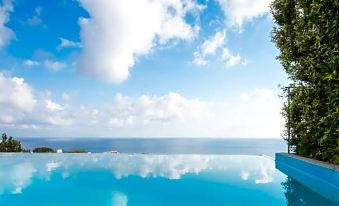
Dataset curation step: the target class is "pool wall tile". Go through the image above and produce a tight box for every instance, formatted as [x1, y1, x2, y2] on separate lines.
[275, 153, 339, 203]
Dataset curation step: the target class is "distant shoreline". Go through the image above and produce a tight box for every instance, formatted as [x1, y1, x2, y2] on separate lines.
[18, 137, 282, 140]
[17, 138, 286, 157]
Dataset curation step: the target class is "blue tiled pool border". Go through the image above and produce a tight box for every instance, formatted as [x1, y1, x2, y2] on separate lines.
[275, 153, 339, 203]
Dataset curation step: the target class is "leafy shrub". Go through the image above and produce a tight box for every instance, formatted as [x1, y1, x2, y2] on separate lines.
[33, 147, 55, 153]
[0, 133, 24, 152]
[271, 0, 339, 164]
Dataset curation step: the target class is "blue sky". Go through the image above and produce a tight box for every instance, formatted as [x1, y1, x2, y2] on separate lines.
[0, 0, 287, 137]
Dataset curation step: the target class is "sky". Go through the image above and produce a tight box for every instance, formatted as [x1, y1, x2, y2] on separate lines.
[0, 0, 287, 138]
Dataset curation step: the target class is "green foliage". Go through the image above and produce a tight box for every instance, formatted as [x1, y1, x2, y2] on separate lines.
[64, 149, 87, 153]
[0, 133, 24, 152]
[33, 147, 55, 153]
[271, 0, 339, 164]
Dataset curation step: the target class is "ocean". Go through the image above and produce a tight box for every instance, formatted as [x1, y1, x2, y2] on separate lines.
[19, 138, 286, 157]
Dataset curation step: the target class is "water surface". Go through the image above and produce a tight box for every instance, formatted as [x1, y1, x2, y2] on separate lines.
[0, 154, 336, 206]
[19, 138, 286, 157]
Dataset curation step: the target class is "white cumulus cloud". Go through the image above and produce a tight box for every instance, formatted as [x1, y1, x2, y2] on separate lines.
[201, 30, 225, 56]
[217, 0, 272, 30]
[23, 59, 66, 71]
[57, 37, 81, 50]
[78, 0, 203, 83]
[23, 59, 40, 67]
[0, 73, 37, 115]
[193, 51, 208, 66]
[43, 60, 66, 71]
[222, 48, 241, 67]
[193, 30, 244, 67]
[0, 73, 73, 127]
[0, 0, 14, 49]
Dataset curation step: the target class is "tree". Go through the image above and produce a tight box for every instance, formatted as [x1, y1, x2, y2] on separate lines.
[271, 0, 339, 164]
[33, 147, 55, 153]
[0, 133, 24, 152]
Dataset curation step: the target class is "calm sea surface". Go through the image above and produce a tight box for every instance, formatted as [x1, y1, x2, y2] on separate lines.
[19, 138, 286, 157]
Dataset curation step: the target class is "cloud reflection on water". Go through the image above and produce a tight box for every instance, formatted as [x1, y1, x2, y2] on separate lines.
[0, 154, 277, 195]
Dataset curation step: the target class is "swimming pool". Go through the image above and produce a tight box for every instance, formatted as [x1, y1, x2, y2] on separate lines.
[0, 154, 337, 206]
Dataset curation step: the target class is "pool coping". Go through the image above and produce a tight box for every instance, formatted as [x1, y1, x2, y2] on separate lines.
[277, 153, 339, 171]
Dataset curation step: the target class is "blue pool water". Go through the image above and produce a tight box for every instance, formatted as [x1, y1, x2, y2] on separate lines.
[0, 154, 337, 206]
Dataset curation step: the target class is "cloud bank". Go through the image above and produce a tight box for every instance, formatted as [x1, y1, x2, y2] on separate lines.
[0, 74, 283, 137]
